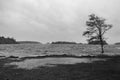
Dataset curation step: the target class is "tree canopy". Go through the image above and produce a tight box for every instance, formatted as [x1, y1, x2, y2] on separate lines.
[83, 14, 112, 53]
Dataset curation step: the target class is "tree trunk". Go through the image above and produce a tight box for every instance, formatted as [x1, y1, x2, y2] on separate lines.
[98, 27, 104, 54]
[99, 35, 104, 54]
[101, 42, 104, 54]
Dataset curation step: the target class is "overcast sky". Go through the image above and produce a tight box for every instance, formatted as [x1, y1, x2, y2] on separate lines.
[0, 0, 120, 44]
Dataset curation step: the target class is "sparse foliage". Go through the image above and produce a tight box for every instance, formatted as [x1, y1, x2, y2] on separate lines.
[83, 14, 112, 53]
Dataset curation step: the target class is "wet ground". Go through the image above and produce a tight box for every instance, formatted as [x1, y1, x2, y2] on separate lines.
[5, 57, 106, 69]
[0, 56, 120, 80]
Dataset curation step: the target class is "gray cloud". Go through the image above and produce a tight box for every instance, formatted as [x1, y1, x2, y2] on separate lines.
[0, 0, 120, 43]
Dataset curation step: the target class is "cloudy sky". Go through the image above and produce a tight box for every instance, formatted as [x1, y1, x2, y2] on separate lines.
[0, 0, 120, 44]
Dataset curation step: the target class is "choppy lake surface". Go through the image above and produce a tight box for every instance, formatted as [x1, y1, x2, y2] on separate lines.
[0, 44, 120, 58]
[5, 58, 106, 69]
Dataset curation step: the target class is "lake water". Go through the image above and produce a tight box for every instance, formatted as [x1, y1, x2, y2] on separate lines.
[1, 44, 119, 58]
[0, 44, 99, 57]
[5, 58, 106, 69]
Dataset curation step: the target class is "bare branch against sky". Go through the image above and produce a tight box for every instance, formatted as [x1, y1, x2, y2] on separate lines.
[0, 0, 119, 43]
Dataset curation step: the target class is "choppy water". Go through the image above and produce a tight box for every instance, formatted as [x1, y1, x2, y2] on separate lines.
[5, 58, 106, 69]
[0, 44, 120, 58]
[0, 44, 99, 57]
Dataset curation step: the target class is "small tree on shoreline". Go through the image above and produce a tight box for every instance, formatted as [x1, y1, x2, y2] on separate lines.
[83, 14, 112, 54]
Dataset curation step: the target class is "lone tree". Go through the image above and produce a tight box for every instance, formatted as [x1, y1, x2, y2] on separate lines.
[83, 14, 112, 54]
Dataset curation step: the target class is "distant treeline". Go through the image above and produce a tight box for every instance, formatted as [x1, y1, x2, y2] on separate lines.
[0, 36, 109, 45]
[51, 41, 108, 45]
[115, 42, 120, 45]
[51, 41, 77, 44]
[0, 36, 41, 44]
[0, 36, 18, 44]
[17, 41, 41, 44]
[88, 40, 108, 45]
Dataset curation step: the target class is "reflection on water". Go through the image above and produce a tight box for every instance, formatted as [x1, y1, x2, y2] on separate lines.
[5, 58, 106, 69]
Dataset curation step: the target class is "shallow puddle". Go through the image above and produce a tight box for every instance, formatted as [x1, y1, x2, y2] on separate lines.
[6, 58, 106, 69]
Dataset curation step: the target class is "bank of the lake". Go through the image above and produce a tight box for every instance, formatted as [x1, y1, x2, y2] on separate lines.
[0, 56, 120, 80]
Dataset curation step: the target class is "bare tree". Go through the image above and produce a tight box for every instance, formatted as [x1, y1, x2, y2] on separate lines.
[83, 14, 112, 54]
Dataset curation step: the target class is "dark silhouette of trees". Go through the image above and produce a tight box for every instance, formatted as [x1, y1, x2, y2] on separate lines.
[17, 41, 40, 44]
[51, 41, 77, 44]
[88, 40, 108, 45]
[115, 42, 120, 45]
[0, 36, 18, 44]
[83, 14, 112, 54]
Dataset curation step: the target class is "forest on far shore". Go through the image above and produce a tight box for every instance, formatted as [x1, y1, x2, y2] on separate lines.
[0, 36, 41, 44]
[0, 36, 120, 45]
[0, 36, 18, 44]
